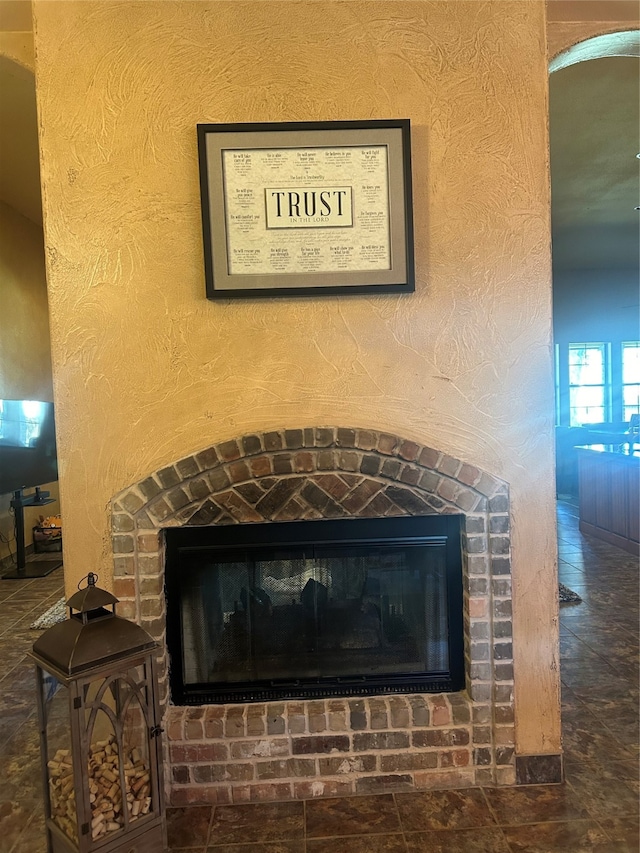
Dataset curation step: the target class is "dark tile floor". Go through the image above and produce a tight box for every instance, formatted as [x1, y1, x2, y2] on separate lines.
[0, 500, 637, 852]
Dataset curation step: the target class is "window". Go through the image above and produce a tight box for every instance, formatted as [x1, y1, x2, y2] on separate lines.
[568, 343, 608, 426]
[555, 341, 640, 427]
[622, 342, 640, 422]
[0, 400, 45, 448]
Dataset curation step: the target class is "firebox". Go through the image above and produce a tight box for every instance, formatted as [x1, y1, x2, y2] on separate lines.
[165, 515, 465, 704]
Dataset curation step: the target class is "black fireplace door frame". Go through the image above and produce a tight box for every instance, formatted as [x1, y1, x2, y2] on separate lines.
[164, 514, 466, 704]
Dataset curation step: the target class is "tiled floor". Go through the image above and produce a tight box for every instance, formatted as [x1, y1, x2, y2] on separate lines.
[0, 500, 637, 852]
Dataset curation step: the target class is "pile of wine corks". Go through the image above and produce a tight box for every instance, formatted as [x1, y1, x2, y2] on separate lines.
[48, 736, 152, 842]
[47, 748, 77, 842]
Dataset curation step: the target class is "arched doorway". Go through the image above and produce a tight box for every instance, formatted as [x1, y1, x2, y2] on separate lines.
[549, 33, 640, 495]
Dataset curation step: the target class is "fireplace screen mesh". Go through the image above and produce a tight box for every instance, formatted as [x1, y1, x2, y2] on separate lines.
[180, 543, 448, 687]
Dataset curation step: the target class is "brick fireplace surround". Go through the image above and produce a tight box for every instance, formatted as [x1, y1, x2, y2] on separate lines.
[109, 427, 516, 806]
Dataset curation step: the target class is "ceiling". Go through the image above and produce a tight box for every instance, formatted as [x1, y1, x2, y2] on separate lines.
[549, 54, 640, 271]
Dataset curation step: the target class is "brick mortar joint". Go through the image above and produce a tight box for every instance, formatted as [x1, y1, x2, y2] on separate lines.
[115, 435, 508, 506]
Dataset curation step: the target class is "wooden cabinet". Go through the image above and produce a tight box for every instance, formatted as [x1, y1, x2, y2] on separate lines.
[577, 446, 639, 556]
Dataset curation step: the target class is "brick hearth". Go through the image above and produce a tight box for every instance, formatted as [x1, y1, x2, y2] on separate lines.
[109, 427, 514, 805]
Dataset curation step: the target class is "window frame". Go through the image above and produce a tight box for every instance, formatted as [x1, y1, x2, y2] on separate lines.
[555, 340, 640, 427]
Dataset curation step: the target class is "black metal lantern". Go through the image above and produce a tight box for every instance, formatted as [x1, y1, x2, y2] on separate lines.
[31, 573, 167, 853]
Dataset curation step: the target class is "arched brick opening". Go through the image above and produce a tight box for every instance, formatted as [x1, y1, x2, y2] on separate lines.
[110, 427, 515, 803]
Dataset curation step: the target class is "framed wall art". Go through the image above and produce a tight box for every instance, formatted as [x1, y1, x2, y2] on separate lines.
[197, 119, 414, 299]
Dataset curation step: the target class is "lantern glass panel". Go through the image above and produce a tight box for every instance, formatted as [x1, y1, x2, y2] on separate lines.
[83, 664, 156, 844]
[121, 673, 154, 822]
[87, 706, 123, 842]
[41, 669, 78, 844]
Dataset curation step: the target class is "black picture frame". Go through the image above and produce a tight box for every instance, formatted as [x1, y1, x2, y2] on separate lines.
[197, 119, 415, 299]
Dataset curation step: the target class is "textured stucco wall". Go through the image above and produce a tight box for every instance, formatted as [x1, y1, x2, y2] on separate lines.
[546, 0, 639, 59]
[0, 201, 58, 553]
[0, 201, 52, 400]
[32, 0, 559, 755]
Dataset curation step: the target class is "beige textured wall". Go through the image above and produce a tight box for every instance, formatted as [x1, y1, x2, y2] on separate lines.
[547, 0, 639, 58]
[32, 0, 559, 755]
[0, 201, 59, 553]
[0, 201, 52, 399]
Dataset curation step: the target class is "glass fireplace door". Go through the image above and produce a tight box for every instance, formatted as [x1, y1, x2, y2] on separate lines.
[166, 515, 464, 703]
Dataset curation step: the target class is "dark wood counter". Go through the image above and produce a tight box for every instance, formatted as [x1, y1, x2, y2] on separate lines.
[576, 443, 639, 556]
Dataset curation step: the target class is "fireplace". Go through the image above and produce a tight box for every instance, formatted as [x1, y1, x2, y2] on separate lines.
[165, 515, 465, 704]
[110, 427, 517, 802]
